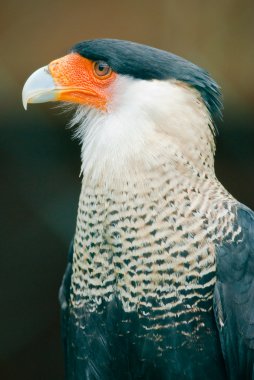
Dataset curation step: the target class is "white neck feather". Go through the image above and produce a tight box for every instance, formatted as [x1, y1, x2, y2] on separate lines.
[69, 77, 216, 187]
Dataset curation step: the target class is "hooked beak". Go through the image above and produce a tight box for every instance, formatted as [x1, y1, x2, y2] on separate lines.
[22, 66, 58, 110]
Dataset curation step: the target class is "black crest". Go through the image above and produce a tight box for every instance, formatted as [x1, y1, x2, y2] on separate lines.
[72, 39, 222, 128]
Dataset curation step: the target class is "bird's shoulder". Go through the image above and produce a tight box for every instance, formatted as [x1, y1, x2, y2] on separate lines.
[214, 202, 254, 379]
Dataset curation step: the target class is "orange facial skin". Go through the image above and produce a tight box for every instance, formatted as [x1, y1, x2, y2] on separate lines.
[48, 53, 117, 110]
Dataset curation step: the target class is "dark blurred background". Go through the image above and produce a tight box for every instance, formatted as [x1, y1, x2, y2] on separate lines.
[1, 1, 254, 379]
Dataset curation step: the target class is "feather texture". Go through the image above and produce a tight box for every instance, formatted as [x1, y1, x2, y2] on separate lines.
[214, 205, 254, 379]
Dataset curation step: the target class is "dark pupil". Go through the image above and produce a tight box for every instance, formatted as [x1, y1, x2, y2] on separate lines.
[98, 62, 107, 71]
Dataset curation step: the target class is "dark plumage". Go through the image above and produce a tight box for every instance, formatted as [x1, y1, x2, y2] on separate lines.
[214, 206, 254, 380]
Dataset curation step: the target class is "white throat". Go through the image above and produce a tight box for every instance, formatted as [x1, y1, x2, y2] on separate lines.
[69, 77, 216, 187]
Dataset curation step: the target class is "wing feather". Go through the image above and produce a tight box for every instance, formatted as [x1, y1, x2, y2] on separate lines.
[214, 205, 254, 379]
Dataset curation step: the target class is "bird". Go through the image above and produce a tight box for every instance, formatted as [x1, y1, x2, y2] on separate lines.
[22, 39, 254, 380]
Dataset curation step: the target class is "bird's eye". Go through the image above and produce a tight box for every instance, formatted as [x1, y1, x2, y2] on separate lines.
[93, 61, 112, 78]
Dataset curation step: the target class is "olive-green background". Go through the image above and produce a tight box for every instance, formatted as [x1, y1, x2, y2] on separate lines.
[1, 1, 254, 379]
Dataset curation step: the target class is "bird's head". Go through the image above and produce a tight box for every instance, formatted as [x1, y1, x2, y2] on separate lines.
[22, 39, 222, 183]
